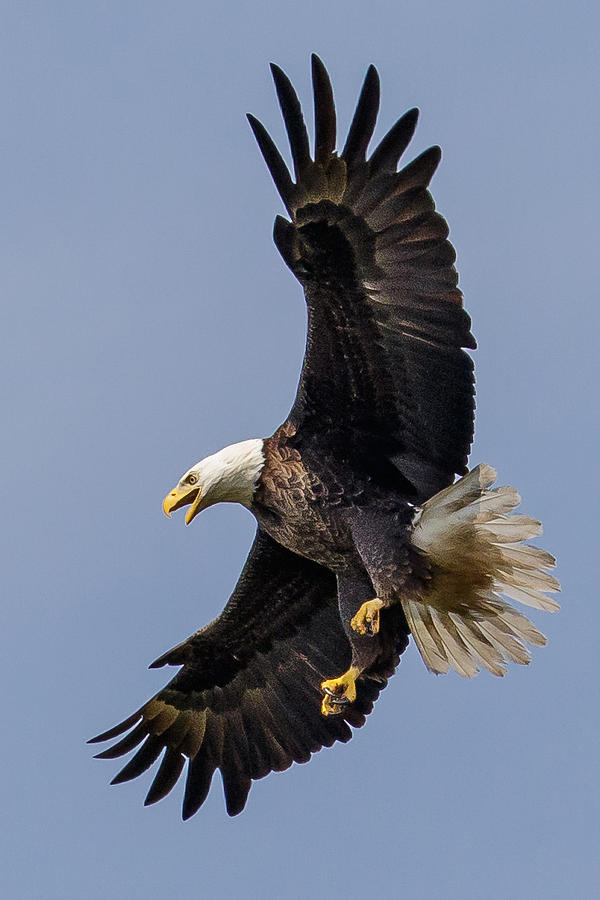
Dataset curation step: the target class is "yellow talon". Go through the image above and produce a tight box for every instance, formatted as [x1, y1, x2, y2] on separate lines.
[321, 694, 344, 716]
[320, 666, 360, 716]
[351, 598, 385, 636]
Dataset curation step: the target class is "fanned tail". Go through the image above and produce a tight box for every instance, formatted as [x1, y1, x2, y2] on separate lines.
[407, 464, 560, 677]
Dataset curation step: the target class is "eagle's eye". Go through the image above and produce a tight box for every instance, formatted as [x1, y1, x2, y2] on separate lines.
[185, 473, 199, 486]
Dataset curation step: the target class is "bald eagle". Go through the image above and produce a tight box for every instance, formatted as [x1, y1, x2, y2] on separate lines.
[91, 56, 559, 817]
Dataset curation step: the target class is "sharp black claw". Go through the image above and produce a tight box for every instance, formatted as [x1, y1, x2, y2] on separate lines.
[322, 686, 348, 705]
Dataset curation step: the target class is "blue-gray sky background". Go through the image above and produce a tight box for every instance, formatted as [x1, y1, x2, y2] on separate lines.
[3, 2, 598, 898]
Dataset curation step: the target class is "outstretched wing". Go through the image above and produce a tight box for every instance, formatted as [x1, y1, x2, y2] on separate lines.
[248, 56, 476, 499]
[90, 530, 400, 817]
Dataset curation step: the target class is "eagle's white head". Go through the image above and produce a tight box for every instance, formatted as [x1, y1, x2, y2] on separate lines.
[162, 439, 265, 525]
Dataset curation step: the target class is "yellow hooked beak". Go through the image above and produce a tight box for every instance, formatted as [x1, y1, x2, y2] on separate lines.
[162, 484, 204, 525]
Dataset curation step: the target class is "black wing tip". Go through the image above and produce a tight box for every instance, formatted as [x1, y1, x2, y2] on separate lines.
[401, 144, 442, 185]
[368, 106, 421, 174]
[143, 751, 186, 807]
[310, 53, 332, 93]
[311, 53, 336, 164]
[386, 106, 420, 134]
[93, 746, 125, 761]
[246, 110, 295, 214]
[181, 785, 212, 821]
[246, 112, 262, 132]
[426, 145, 443, 176]
[269, 61, 311, 177]
[226, 799, 249, 817]
[87, 712, 142, 744]
[181, 806, 196, 822]
[361, 63, 381, 104]
[224, 777, 252, 817]
[149, 644, 186, 668]
[269, 61, 290, 89]
[362, 64, 381, 98]
[426, 144, 442, 164]
[310, 53, 328, 78]
[341, 63, 381, 164]
[109, 771, 130, 786]
[108, 737, 164, 785]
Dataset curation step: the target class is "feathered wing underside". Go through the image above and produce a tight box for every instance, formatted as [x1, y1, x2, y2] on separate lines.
[248, 56, 476, 498]
[90, 531, 396, 817]
[408, 465, 560, 677]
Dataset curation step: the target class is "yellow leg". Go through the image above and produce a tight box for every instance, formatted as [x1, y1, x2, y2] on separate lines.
[351, 598, 385, 636]
[321, 666, 360, 716]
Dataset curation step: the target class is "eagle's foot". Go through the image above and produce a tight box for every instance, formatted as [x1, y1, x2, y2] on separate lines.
[320, 666, 360, 716]
[351, 598, 385, 637]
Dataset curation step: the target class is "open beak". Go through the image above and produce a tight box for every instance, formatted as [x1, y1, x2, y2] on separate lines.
[162, 486, 203, 525]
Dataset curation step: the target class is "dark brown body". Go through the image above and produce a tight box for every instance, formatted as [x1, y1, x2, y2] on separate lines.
[253, 423, 358, 572]
[253, 423, 427, 662]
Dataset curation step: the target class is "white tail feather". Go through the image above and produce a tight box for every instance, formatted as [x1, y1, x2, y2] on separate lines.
[407, 464, 559, 677]
[404, 599, 450, 674]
